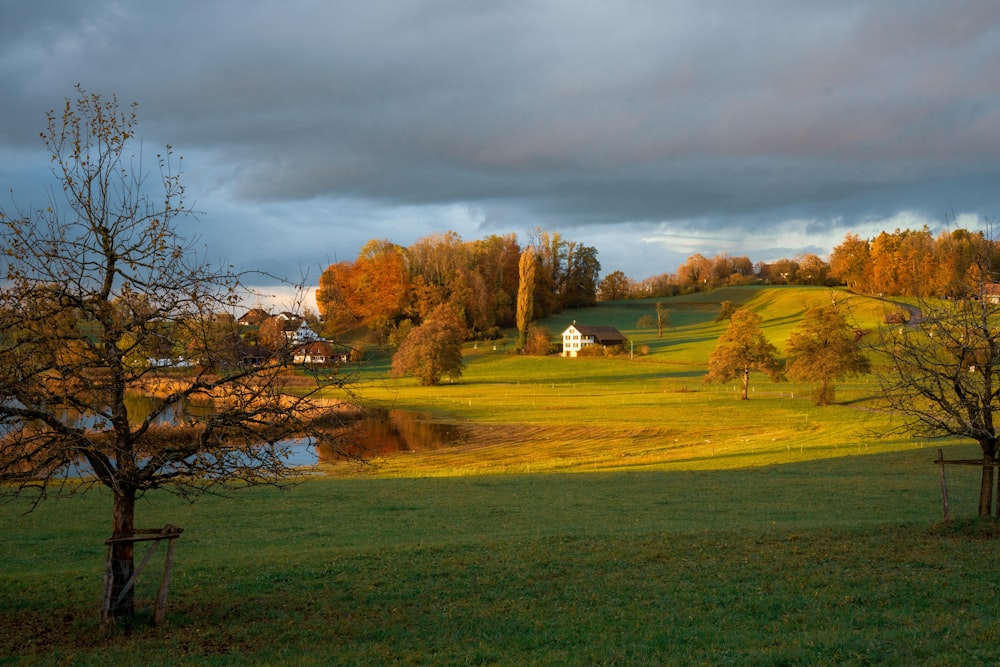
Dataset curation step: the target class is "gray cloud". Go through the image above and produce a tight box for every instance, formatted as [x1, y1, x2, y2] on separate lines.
[2, 0, 1000, 285]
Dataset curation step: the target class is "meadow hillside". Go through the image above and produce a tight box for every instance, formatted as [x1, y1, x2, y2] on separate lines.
[4, 285, 995, 665]
[330, 286, 953, 478]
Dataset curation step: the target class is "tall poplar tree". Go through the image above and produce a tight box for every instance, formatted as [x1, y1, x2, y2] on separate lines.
[516, 247, 536, 350]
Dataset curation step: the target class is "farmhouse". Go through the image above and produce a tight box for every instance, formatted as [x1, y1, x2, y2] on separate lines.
[560, 322, 626, 357]
[292, 340, 334, 365]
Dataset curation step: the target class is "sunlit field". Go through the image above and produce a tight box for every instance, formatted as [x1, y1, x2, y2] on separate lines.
[3, 285, 995, 665]
[329, 286, 955, 477]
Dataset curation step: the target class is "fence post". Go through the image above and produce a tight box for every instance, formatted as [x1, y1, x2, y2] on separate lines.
[937, 448, 951, 524]
[152, 529, 181, 626]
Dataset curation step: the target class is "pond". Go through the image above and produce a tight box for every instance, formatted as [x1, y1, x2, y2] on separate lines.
[47, 398, 466, 474]
[292, 408, 469, 467]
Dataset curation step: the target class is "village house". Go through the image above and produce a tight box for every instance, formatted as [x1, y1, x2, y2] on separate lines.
[983, 284, 1000, 304]
[560, 322, 627, 357]
[292, 340, 335, 365]
[237, 308, 270, 327]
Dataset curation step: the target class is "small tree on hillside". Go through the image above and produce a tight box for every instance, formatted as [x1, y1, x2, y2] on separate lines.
[715, 300, 736, 321]
[0, 87, 354, 627]
[655, 302, 671, 338]
[391, 303, 466, 385]
[785, 304, 870, 405]
[705, 309, 783, 400]
[873, 254, 1000, 516]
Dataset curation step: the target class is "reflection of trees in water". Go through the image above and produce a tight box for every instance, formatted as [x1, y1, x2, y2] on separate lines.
[40, 399, 460, 467]
[123, 393, 214, 426]
[316, 409, 466, 462]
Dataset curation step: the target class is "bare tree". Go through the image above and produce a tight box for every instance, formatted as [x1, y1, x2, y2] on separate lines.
[874, 255, 1000, 516]
[655, 302, 671, 338]
[0, 87, 353, 626]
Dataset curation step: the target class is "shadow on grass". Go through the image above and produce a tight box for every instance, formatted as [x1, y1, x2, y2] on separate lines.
[929, 516, 1000, 540]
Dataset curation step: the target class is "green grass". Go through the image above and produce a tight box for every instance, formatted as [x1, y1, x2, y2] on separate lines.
[3, 286, 996, 664]
[329, 286, 938, 478]
[2, 447, 997, 665]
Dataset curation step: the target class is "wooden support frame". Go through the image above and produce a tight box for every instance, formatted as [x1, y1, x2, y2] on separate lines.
[932, 450, 1000, 523]
[100, 525, 183, 628]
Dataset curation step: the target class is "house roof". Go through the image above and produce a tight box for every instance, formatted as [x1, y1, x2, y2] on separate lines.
[564, 323, 626, 341]
[238, 308, 270, 325]
[294, 340, 333, 354]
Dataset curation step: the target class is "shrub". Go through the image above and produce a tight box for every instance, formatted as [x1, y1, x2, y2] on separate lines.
[524, 326, 554, 355]
[636, 315, 656, 329]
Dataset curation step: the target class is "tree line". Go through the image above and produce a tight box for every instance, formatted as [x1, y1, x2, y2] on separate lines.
[598, 251, 838, 300]
[599, 227, 1000, 301]
[316, 230, 601, 342]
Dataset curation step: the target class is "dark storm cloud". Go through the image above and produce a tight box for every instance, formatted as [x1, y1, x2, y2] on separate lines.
[2, 0, 1000, 284]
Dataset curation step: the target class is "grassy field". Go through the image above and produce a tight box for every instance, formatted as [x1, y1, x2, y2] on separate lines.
[331, 286, 942, 477]
[2, 450, 997, 665]
[3, 285, 997, 665]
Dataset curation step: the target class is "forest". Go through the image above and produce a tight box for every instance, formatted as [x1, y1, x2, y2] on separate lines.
[316, 229, 600, 342]
[317, 226, 999, 343]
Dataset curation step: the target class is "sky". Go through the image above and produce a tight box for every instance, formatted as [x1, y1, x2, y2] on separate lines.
[2, 1, 1000, 309]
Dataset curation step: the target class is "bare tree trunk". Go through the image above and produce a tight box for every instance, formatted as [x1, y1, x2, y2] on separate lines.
[110, 489, 137, 620]
[978, 455, 994, 517]
[741, 369, 750, 400]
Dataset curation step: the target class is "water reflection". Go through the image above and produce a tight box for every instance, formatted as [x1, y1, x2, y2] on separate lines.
[315, 408, 467, 463]
[123, 393, 214, 425]
[39, 396, 464, 473]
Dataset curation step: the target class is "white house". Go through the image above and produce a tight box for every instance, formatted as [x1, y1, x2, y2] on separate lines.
[292, 321, 320, 344]
[560, 322, 627, 357]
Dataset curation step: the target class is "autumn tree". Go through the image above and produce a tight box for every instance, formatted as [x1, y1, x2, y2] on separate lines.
[785, 305, 870, 405]
[468, 234, 520, 331]
[516, 247, 536, 350]
[873, 254, 1000, 516]
[760, 257, 799, 285]
[826, 227, 1000, 298]
[405, 232, 470, 321]
[797, 253, 829, 286]
[523, 325, 554, 355]
[560, 241, 601, 308]
[316, 260, 360, 333]
[528, 229, 564, 317]
[638, 273, 677, 298]
[599, 270, 631, 301]
[0, 88, 352, 627]
[391, 303, 466, 385]
[676, 253, 712, 289]
[829, 232, 872, 292]
[705, 309, 783, 400]
[352, 239, 409, 340]
[715, 301, 736, 322]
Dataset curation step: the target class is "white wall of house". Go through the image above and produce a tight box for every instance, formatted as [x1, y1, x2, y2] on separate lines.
[561, 324, 595, 357]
